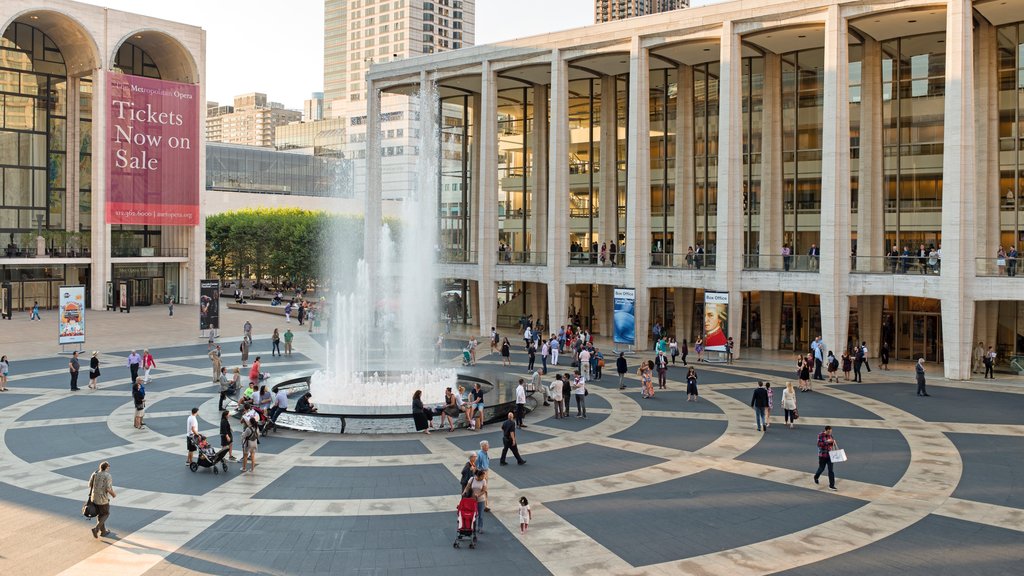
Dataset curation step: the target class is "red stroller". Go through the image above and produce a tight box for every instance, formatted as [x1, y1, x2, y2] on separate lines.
[453, 496, 478, 549]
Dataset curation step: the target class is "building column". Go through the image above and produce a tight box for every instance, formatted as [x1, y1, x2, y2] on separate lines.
[675, 64, 695, 263]
[973, 19, 1000, 352]
[547, 50, 570, 333]
[939, 0, 977, 380]
[857, 295, 883, 359]
[89, 69, 110, 310]
[819, 5, 852, 359]
[716, 21, 744, 358]
[599, 75, 618, 249]
[531, 83, 549, 253]
[759, 53, 783, 268]
[477, 60, 499, 335]
[365, 79, 382, 292]
[470, 93, 482, 259]
[857, 37, 885, 271]
[760, 291, 782, 350]
[674, 287, 694, 341]
[626, 36, 652, 349]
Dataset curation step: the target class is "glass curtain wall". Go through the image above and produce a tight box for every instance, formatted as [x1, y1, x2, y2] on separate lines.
[781, 48, 824, 261]
[693, 62, 720, 261]
[568, 77, 600, 263]
[79, 77, 92, 237]
[650, 68, 677, 266]
[849, 44, 862, 252]
[742, 56, 763, 262]
[496, 87, 534, 262]
[997, 23, 1024, 254]
[881, 33, 945, 258]
[439, 94, 473, 262]
[616, 76, 628, 251]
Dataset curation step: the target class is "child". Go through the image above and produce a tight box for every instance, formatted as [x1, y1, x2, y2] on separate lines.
[518, 496, 531, 535]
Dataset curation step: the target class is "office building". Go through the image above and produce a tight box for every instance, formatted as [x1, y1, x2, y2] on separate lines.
[205, 93, 301, 148]
[595, 0, 687, 23]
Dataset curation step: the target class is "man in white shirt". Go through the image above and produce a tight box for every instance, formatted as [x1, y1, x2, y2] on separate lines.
[185, 407, 200, 466]
[514, 378, 528, 429]
[270, 388, 289, 422]
[550, 337, 559, 366]
[579, 347, 592, 380]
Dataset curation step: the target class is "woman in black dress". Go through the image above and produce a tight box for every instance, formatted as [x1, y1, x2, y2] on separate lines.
[501, 337, 512, 366]
[879, 342, 890, 370]
[412, 389, 430, 434]
[220, 410, 237, 461]
[686, 366, 699, 401]
[88, 351, 101, 390]
[798, 355, 812, 392]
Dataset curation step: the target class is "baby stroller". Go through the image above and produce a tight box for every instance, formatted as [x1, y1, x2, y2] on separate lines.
[189, 434, 230, 474]
[462, 349, 472, 366]
[243, 404, 276, 437]
[453, 496, 478, 549]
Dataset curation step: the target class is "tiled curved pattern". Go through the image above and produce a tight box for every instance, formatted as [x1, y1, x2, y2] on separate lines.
[0, 344, 1022, 576]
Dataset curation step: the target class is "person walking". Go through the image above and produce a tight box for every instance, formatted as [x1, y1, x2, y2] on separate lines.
[501, 337, 511, 367]
[616, 352, 628, 390]
[126, 350, 141, 384]
[514, 379, 527, 429]
[669, 337, 679, 364]
[475, 441, 491, 510]
[578, 347, 592, 381]
[284, 329, 294, 356]
[572, 370, 587, 418]
[880, 342, 890, 371]
[686, 367, 699, 401]
[811, 337, 824, 380]
[459, 452, 478, 493]
[527, 341, 536, 373]
[781, 382, 798, 428]
[209, 345, 222, 384]
[217, 367, 231, 411]
[984, 347, 996, 379]
[186, 407, 200, 466]
[88, 461, 116, 538]
[680, 339, 689, 366]
[88, 351, 100, 390]
[141, 349, 156, 384]
[30, 300, 41, 321]
[813, 425, 838, 491]
[751, 381, 769, 431]
[655, 350, 669, 390]
[243, 319, 253, 341]
[272, 329, 282, 357]
[240, 337, 250, 367]
[240, 416, 259, 472]
[0, 354, 8, 392]
[518, 496, 532, 535]
[466, 469, 488, 532]
[860, 342, 872, 372]
[499, 412, 527, 465]
[765, 382, 774, 428]
[69, 351, 81, 391]
[916, 358, 930, 396]
[220, 410, 236, 461]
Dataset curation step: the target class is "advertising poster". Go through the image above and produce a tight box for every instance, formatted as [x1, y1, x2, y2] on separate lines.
[58, 286, 86, 345]
[118, 281, 131, 313]
[2, 282, 11, 319]
[200, 280, 220, 330]
[613, 288, 636, 345]
[106, 71, 200, 226]
[703, 292, 729, 351]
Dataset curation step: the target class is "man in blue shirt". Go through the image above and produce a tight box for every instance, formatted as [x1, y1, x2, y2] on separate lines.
[475, 440, 491, 511]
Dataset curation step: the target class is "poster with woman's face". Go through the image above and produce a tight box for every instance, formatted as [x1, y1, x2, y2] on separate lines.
[703, 293, 729, 350]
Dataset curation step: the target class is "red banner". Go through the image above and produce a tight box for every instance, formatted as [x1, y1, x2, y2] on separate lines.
[106, 72, 199, 226]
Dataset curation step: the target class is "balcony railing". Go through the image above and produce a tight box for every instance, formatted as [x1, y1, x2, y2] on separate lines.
[111, 247, 189, 258]
[742, 254, 820, 272]
[976, 257, 1021, 277]
[568, 251, 626, 267]
[649, 253, 716, 268]
[496, 251, 546, 266]
[438, 249, 477, 264]
[852, 255, 940, 275]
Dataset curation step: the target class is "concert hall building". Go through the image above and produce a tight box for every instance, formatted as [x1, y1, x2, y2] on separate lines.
[365, 0, 1024, 378]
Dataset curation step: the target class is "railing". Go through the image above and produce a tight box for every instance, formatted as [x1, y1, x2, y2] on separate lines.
[2, 247, 92, 258]
[649, 253, 715, 269]
[496, 251, 547, 266]
[975, 257, 1021, 277]
[742, 254, 820, 272]
[851, 255, 940, 275]
[111, 247, 189, 258]
[438, 249, 478, 264]
[568, 251, 626, 267]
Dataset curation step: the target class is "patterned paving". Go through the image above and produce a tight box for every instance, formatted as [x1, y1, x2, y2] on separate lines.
[1, 338, 1023, 576]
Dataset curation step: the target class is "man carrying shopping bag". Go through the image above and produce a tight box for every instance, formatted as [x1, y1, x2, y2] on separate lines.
[813, 425, 843, 491]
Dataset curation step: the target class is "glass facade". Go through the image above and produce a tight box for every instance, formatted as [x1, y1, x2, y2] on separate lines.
[650, 68, 677, 265]
[206, 143, 351, 198]
[439, 95, 473, 261]
[496, 86, 535, 261]
[693, 62, 719, 256]
[742, 56, 763, 259]
[781, 47, 824, 256]
[997, 23, 1024, 253]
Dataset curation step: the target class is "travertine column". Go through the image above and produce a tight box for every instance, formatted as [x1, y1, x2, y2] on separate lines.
[759, 53, 783, 268]
[365, 79, 382, 293]
[547, 50, 570, 333]
[477, 61, 499, 335]
[717, 22, 744, 358]
[674, 287, 694, 341]
[531, 84, 549, 253]
[761, 291, 782, 350]
[90, 69, 110, 310]
[674, 64, 695, 262]
[626, 36, 652, 348]
[858, 38, 885, 271]
[600, 75, 618, 249]
[857, 295, 883, 359]
[939, 0, 977, 380]
[973, 20, 999, 349]
[819, 5, 852, 359]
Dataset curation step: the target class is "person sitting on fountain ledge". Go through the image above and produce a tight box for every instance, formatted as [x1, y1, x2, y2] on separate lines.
[295, 392, 317, 414]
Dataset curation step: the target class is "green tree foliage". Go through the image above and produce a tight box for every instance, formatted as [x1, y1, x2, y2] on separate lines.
[205, 208, 391, 287]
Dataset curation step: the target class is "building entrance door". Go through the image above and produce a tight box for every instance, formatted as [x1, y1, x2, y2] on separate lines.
[898, 312, 943, 362]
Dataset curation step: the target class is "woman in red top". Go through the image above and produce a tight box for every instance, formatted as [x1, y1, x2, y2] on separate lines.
[249, 357, 262, 383]
[142, 349, 157, 383]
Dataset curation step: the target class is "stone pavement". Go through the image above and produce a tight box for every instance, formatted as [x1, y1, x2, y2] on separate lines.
[1, 322, 1023, 576]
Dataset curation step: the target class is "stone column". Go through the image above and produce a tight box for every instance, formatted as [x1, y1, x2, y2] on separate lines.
[760, 291, 782, 350]
[90, 69, 110, 310]
[939, 0, 977, 380]
[675, 64, 695, 263]
[857, 295, 883, 358]
[858, 38, 885, 271]
[674, 287, 694, 341]
[973, 20, 1000, 350]
[760, 53, 783, 269]
[626, 36, 652, 349]
[471, 93, 482, 259]
[547, 50, 571, 332]
[477, 61, 499, 335]
[365, 79, 382, 291]
[717, 22, 744, 358]
[600, 75, 618, 249]
[532, 83, 549, 254]
[819, 5, 852, 359]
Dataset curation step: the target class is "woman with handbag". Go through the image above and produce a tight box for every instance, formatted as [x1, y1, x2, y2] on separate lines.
[782, 382, 798, 428]
[87, 461, 117, 538]
[88, 351, 100, 390]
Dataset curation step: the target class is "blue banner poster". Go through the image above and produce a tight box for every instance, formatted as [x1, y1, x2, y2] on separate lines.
[613, 288, 636, 345]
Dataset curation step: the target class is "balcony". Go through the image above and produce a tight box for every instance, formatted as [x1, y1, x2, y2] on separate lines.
[976, 257, 1021, 278]
[569, 251, 625, 268]
[742, 254, 819, 272]
[852, 255, 940, 275]
[110, 247, 189, 258]
[438, 248, 477, 264]
[496, 251, 546, 266]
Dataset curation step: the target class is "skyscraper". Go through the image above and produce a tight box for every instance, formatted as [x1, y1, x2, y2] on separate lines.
[595, 0, 687, 23]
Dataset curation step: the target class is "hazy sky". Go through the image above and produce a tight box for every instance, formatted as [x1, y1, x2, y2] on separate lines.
[74, 0, 709, 109]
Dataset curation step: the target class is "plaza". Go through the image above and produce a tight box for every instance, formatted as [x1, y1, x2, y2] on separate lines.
[1, 305, 1023, 575]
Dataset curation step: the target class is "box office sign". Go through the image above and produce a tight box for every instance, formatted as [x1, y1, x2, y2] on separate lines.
[106, 71, 199, 226]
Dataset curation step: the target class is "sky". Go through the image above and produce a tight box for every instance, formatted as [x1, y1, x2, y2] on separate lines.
[74, 0, 706, 110]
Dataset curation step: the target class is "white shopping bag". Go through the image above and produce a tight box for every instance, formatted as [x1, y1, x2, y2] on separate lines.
[829, 448, 847, 463]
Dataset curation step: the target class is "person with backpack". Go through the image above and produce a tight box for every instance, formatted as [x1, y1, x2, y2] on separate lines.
[826, 351, 839, 383]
